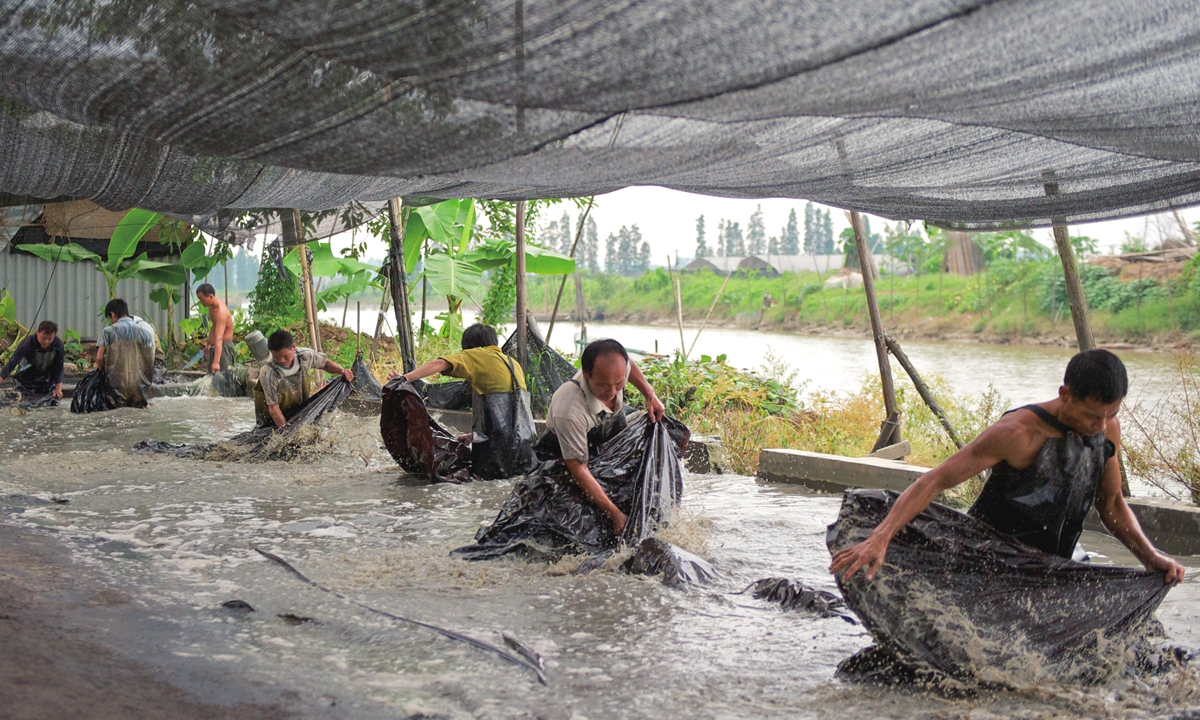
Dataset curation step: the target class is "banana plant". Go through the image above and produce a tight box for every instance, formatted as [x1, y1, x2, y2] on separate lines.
[282, 242, 382, 311]
[20, 208, 187, 300]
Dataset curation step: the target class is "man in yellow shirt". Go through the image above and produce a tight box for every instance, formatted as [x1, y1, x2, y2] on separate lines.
[391, 324, 535, 478]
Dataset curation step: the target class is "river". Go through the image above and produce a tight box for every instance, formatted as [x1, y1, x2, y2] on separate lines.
[324, 308, 1183, 408]
[2, 397, 1198, 718]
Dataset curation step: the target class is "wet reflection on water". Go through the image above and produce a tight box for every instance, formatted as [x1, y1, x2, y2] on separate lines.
[2, 399, 1198, 718]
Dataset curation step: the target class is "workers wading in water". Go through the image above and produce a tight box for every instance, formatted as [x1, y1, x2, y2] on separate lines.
[94, 299, 156, 407]
[831, 349, 1185, 585]
[390, 323, 536, 479]
[1, 320, 65, 400]
[539, 338, 665, 534]
[195, 283, 236, 373]
[254, 329, 353, 428]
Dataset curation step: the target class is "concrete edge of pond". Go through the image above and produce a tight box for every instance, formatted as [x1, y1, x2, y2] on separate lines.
[758, 447, 1200, 558]
[340, 397, 730, 474]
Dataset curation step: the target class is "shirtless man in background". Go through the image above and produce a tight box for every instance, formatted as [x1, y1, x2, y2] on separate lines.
[196, 283, 235, 373]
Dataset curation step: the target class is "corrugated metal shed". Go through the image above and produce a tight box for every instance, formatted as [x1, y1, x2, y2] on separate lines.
[0, 245, 180, 339]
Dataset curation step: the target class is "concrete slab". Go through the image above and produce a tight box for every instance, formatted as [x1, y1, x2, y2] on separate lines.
[758, 448, 929, 494]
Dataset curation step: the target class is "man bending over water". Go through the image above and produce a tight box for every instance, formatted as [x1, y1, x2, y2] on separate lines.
[831, 349, 1184, 584]
[542, 339, 666, 534]
[254, 329, 353, 428]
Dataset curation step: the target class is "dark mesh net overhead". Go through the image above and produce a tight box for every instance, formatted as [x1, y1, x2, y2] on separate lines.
[4, 1, 1200, 228]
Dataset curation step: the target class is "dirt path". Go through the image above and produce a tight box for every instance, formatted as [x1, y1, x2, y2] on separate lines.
[0, 521, 292, 720]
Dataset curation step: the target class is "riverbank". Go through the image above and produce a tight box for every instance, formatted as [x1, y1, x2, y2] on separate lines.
[522, 262, 1200, 351]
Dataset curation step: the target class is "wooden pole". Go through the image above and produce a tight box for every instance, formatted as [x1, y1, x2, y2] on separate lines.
[572, 270, 587, 337]
[386, 198, 417, 372]
[1043, 179, 1095, 351]
[420, 238, 428, 339]
[515, 200, 529, 370]
[284, 209, 320, 352]
[665, 256, 686, 357]
[883, 335, 963, 449]
[675, 278, 686, 358]
[356, 301, 362, 357]
[370, 277, 391, 361]
[687, 270, 733, 359]
[852, 210, 902, 450]
[545, 198, 596, 345]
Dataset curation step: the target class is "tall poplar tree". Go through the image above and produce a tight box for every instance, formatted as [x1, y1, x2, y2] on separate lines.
[746, 205, 766, 255]
[695, 214, 709, 257]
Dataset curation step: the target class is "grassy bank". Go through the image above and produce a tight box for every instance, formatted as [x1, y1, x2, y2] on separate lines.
[624, 353, 1005, 503]
[521, 257, 1200, 347]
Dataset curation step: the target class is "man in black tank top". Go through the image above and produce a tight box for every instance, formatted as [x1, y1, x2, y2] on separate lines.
[831, 349, 1184, 585]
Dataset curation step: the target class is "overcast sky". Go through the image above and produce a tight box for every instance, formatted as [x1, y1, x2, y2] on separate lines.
[317, 186, 1199, 265]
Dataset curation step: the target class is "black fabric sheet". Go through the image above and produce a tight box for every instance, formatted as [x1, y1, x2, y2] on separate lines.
[134, 377, 354, 461]
[453, 413, 690, 560]
[380, 377, 476, 484]
[827, 489, 1175, 685]
[69, 369, 121, 414]
[8, 2, 1200, 227]
[351, 353, 383, 400]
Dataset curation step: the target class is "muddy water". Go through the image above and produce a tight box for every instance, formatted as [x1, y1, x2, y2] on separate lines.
[2, 399, 1198, 718]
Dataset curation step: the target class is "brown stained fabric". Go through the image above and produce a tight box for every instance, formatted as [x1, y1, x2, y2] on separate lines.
[380, 377, 475, 484]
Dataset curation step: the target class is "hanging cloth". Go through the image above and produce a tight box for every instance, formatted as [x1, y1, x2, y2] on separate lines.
[469, 355, 536, 480]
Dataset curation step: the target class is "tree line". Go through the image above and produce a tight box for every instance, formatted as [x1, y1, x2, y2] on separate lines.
[694, 202, 837, 258]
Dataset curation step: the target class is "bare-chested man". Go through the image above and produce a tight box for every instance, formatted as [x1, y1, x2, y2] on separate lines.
[196, 283, 235, 373]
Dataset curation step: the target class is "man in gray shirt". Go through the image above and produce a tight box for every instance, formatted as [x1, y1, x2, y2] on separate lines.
[544, 338, 665, 534]
[95, 298, 156, 407]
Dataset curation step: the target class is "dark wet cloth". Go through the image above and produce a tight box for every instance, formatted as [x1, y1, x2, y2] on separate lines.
[453, 413, 689, 561]
[70, 369, 120, 413]
[134, 377, 354, 462]
[969, 404, 1115, 558]
[828, 489, 1174, 685]
[381, 368, 536, 482]
[468, 357, 536, 480]
[1, 334, 64, 394]
[380, 377, 475, 483]
[204, 339, 238, 372]
[351, 353, 382, 400]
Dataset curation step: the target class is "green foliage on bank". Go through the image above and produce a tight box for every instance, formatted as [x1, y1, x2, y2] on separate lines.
[526, 256, 1200, 342]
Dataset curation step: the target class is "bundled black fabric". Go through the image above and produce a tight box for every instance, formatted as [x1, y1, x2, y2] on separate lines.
[134, 377, 354, 462]
[380, 377, 475, 483]
[827, 489, 1174, 686]
[69, 369, 120, 414]
[0, 385, 59, 410]
[623, 538, 718, 586]
[453, 413, 689, 561]
[742, 578, 858, 624]
[469, 355, 537, 480]
[423, 380, 472, 411]
[351, 353, 383, 400]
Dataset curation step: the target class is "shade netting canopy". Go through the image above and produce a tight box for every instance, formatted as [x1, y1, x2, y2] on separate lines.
[3, 0, 1200, 229]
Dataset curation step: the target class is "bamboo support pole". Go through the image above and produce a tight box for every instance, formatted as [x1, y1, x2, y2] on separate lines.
[515, 200, 529, 370]
[851, 210, 902, 450]
[545, 198, 596, 345]
[386, 198, 417, 373]
[284, 209, 320, 352]
[686, 270, 733, 359]
[370, 277, 391, 361]
[665, 256, 685, 356]
[883, 334, 963, 449]
[1043, 179, 1095, 351]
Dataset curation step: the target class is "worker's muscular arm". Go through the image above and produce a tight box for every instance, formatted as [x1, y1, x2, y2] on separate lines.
[1094, 419, 1184, 584]
[829, 419, 1025, 580]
